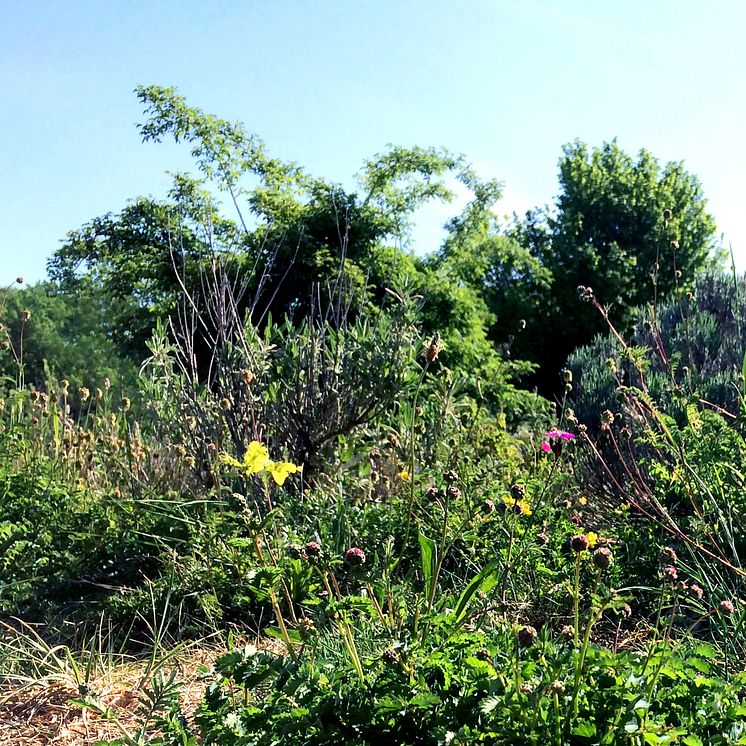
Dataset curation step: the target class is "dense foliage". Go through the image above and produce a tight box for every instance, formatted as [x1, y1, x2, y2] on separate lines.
[2, 87, 744, 746]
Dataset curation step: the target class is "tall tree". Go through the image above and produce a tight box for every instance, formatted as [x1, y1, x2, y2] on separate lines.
[504, 140, 719, 392]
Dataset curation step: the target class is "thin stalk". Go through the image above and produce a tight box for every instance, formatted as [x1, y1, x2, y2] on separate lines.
[401, 359, 431, 557]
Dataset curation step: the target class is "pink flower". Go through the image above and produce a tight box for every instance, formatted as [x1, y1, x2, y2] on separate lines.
[541, 430, 575, 457]
[345, 547, 366, 567]
[545, 430, 575, 441]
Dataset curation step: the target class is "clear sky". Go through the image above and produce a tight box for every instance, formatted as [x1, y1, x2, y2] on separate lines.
[2, 0, 745, 285]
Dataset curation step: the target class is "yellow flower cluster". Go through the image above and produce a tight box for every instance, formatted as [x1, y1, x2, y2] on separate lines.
[220, 441, 301, 486]
[502, 496, 532, 516]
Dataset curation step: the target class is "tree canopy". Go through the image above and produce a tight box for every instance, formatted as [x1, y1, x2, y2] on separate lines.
[40, 89, 721, 412]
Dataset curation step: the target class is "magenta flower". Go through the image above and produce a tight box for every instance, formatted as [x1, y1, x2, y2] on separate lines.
[345, 547, 367, 567]
[546, 430, 575, 440]
[541, 430, 575, 457]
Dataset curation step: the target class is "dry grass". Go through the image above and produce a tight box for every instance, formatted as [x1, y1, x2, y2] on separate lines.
[0, 646, 214, 746]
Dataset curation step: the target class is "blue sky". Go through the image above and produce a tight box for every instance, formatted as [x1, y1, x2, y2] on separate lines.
[2, 0, 745, 285]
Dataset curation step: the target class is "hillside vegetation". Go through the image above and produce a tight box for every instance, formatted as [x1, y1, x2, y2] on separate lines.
[2, 88, 745, 746]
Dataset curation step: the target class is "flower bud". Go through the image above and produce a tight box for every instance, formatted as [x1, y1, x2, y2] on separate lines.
[345, 547, 366, 567]
[570, 534, 589, 553]
[517, 625, 537, 647]
[592, 547, 613, 571]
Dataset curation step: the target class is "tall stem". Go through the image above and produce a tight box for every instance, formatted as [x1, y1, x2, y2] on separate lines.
[401, 359, 430, 558]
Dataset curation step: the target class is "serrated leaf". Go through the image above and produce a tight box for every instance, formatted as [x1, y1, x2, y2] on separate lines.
[682, 735, 703, 746]
[572, 720, 597, 737]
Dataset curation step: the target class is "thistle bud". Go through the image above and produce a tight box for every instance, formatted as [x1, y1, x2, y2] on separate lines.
[517, 625, 537, 647]
[344, 547, 366, 567]
[592, 547, 613, 571]
[570, 534, 589, 553]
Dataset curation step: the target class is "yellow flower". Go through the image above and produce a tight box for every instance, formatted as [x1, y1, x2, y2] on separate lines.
[398, 470, 410, 481]
[502, 497, 532, 516]
[243, 440, 271, 474]
[266, 460, 302, 486]
[220, 441, 301, 486]
[219, 453, 243, 469]
[578, 496, 588, 506]
[586, 531, 599, 548]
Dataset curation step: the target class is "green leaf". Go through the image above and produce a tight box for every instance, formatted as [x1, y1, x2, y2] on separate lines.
[572, 721, 597, 737]
[693, 643, 716, 659]
[452, 561, 500, 624]
[682, 735, 704, 746]
[418, 532, 437, 600]
[624, 718, 639, 733]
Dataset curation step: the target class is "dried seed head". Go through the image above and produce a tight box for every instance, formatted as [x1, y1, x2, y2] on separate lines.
[298, 618, 316, 637]
[510, 483, 526, 501]
[517, 625, 538, 647]
[424, 486, 441, 501]
[689, 584, 704, 601]
[443, 469, 458, 484]
[305, 541, 322, 560]
[592, 547, 613, 571]
[547, 680, 565, 695]
[382, 647, 399, 663]
[720, 600, 735, 616]
[600, 410, 615, 429]
[659, 546, 678, 565]
[422, 333, 442, 363]
[570, 534, 589, 553]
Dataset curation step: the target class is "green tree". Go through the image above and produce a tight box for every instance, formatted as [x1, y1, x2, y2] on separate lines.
[503, 139, 719, 392]
[0, 282, 137, 393]
[46, 86, 546, 422]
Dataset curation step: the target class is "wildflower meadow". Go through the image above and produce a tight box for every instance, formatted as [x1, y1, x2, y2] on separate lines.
[3, 87, 746, 745]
